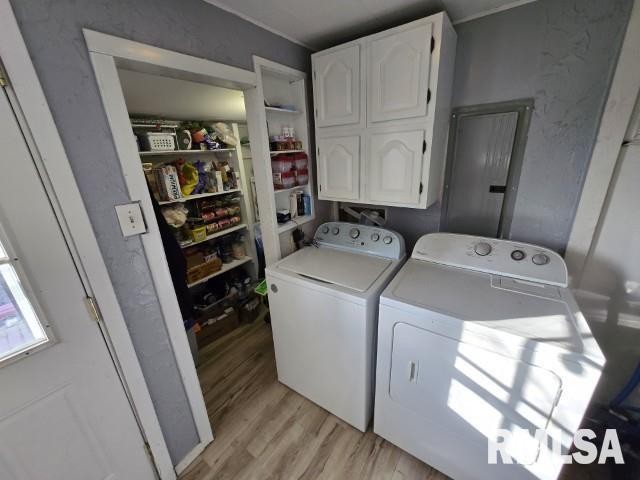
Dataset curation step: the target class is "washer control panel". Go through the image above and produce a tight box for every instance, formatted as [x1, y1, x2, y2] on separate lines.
[412, 233, 568, 287]
[314, 222, 405, 260]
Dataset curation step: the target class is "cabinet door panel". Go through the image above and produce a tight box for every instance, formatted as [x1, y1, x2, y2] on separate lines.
[318, 136, 360, 200]
[369, 23, 432, 123]
[313, 45, 360, 127]
[368, 130, 424, 205]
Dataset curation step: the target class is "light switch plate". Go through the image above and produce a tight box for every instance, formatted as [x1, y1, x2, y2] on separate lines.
[115, 202, 147, 237]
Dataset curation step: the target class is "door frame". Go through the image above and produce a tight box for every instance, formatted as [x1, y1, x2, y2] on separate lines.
[440, 98, 533, 238]
[0, 3, 174, 479]
[83, 30, 276, 473]
[83, 29, 256, 473]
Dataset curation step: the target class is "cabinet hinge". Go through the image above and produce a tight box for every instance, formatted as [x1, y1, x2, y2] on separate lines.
[313, 70, 316, 80]
[0, 59, 8, 88]
[430, 36, 435, 53]
[319, 184, 322, 192]
[427, 88, 431, 105]
[84, 296, 102, 322]
[422, 140, 427, 154]
[419, 182, 424, 195]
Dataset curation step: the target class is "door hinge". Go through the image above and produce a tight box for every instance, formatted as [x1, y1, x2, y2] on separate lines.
[419, 182, 424, 195]
[422, 140, 427, 154]
[319, 184, 322, 192]
[143, 441, 156, 464]
[427, 88, 431, 105]
[430, 36, 435, 53]
[313, 70, 316, 80]
[84, 296, 102, 322]
[0, 59, 8, 88]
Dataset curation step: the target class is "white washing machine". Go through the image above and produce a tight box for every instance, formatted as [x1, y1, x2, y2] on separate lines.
[374, 233, 604, 480]
[266, 222, 405, 431]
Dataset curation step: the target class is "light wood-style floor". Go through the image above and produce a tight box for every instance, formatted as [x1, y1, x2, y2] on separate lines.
[180, 318, 447, 480]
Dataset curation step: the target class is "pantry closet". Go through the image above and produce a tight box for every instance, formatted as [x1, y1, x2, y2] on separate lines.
[117, 68, 263, 355]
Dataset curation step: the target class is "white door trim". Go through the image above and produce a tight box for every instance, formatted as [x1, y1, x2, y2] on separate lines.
[565, 0, 640, 285]
[84, 30, 266, 473]
[0, 3, 174, 479]
[87, 51, 214, 467]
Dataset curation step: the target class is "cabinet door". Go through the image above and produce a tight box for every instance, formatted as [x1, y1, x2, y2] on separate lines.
[313, 45, 360, 127]
[369, 23, 432, 123]
[368, 130, 424, 205]
[318, 136, 360, 200]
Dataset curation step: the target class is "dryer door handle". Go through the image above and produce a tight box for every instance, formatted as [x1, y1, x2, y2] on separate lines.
[408, 361, 419, 383]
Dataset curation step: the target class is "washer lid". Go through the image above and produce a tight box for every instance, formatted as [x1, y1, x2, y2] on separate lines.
[384, 260, 582, 352]
[277, 246, 392, 292]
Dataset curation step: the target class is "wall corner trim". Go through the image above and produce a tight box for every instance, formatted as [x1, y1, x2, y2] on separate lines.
[565, 0, 640, 286]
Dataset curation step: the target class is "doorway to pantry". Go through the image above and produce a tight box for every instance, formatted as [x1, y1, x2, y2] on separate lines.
[86, 31, 320, 474]
[118, 68, 262, 362]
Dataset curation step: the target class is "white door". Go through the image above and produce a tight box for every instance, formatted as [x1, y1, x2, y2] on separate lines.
[369, 23, 432, 123]
[313, 44, 360, 127]
[368, 130, 424, 205]
[0, 90, 155, 479]
[318, 136, 360, 201]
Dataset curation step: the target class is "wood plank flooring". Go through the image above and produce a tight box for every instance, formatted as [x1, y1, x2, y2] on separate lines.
[179, 318, 447, 480]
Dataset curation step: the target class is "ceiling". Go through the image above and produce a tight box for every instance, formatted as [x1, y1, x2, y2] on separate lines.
[204, 0, 534, 50]
[117, 69, 246, 121]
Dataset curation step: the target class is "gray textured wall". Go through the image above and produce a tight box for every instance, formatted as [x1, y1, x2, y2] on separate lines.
[9, 0, 310, 464]
[385, 0, 632, 254]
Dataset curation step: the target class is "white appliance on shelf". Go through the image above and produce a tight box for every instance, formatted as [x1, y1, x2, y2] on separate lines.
[374, 233, 605, 480]
[266, 222, 406, 431]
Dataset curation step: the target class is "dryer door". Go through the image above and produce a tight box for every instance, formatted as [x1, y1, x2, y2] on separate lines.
[389, 322, 561, 465]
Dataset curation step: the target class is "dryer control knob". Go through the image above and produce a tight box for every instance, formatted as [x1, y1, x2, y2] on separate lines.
[332, 227, 340, 235]
[474, 242, 492, 256]
[510, 249, 526, 261]
[321, 226, 330, 234]
[371, 233, 380, 242]
[349, 228, 360, 239]
[532, 253, 550, 266]
[383, 236, 393, 245]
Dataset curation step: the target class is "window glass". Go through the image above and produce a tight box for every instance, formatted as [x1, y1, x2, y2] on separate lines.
[0, 239, 48, 362]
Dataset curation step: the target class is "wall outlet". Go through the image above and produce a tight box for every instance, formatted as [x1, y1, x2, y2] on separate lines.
[115, 202, 147, 237]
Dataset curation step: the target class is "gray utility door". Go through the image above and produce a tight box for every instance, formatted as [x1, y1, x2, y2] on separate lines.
[442, 101, 532, 238]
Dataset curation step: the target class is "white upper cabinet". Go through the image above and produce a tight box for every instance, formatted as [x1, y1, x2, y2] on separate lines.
[367, 131, 425, 205]
[313, 45, 360, 127]
[369, 23, 433, 123]
[317, 136, 360, 200]
[312, 13, 456, 209]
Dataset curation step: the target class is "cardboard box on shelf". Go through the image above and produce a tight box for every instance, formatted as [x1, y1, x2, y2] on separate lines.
[186, 257, 222, 284]
[196, 305, 240, 349]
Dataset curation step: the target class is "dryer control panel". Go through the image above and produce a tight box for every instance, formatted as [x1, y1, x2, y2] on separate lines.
[314, 222, 405, 260]
[412, 233, 568, 287]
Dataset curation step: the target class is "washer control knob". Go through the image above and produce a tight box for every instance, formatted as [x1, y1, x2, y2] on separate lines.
[510, 249, 526, 261]
[321, 226, 330, 234]
[474, 242, 492, 256]
[371, 233, 380, 242]
[349, 228, 360, 239]
[331, 227, 340, 235]
[383, 236, 393, 245]
[532, 253, 550, 266]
